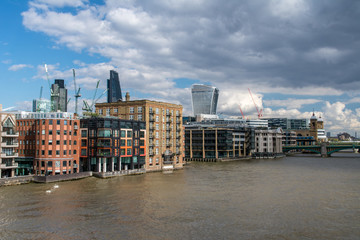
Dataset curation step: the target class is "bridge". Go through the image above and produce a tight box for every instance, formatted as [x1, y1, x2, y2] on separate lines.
[283, 143, 360, 157]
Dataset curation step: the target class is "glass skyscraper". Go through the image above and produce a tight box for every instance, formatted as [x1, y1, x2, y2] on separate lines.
[191, 84, 219, 116]
[107, 70, 122, 103]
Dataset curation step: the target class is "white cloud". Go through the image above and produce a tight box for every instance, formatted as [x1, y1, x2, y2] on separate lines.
[264, 98, 322, 109]
[20, 0, 360, 133]
[8, 64, 33, 71]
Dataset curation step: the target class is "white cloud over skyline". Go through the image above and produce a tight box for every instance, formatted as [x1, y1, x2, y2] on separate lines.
[14, 0, 360, 134]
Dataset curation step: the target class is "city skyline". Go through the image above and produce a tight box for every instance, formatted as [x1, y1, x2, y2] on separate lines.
[0, 0, 359, 135]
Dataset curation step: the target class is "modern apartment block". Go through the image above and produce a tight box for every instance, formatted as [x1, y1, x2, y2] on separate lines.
[184, 125, 253, 161]
[0, 105, 19, 178]
[51, 79, 68, 112]
[107, 70, 122, 103]
[95, 93, 183, 172]
[16, 112, 80, 176]
[79, 117, 146, 172]
[191, 84, 219, 116]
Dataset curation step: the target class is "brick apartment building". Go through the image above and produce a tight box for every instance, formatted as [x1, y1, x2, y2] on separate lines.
[95, 93, 183, 171]
[16, 112, 80, 176]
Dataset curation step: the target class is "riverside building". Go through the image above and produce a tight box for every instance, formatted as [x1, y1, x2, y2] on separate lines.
[184, 124, 253, 161]
[16, 112, 80, 176]
[79, 117, 146, 172]
[95, 93, 183, 172]
[0, 105, 19, 178]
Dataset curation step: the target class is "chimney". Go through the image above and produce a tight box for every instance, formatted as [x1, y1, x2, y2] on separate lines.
[125, 92, 130, 101]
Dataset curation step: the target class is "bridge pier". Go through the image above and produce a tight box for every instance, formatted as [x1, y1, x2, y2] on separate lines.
[321, 143, 330, 157]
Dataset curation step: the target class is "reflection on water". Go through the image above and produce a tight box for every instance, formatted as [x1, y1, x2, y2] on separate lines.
[0, 153, 359, 239]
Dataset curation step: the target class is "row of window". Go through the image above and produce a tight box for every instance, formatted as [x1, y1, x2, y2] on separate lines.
[18, 119, 77, 126]
[19, 140, 77, 146]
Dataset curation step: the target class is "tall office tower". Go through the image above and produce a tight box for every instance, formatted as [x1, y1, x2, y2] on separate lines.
[107, 70, 122, 103]
[51, 79, 68, 112]
[191, 84, 219, 116]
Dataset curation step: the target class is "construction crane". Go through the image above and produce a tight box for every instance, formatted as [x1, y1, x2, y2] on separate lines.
[72, 69, 81, 115]
[248, 88, 263, 119]
[239, 105, 246, 119]
[82, 80, 108, 113]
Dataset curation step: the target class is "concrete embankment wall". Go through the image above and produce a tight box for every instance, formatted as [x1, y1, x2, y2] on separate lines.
[33, 172, 93, 183]
[0, 175, 34, 187]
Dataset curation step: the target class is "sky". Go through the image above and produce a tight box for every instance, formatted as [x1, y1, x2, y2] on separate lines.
[0, 0, 359, 135]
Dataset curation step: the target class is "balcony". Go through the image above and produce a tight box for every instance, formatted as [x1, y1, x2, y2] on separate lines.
[1, 141, 19, 148]
[1, 152, 18, 158]
[0, 162, 18, 168]
[1, 131, 19, 137]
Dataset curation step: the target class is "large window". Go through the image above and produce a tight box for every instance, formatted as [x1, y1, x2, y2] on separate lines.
[98, 130, 112, 137]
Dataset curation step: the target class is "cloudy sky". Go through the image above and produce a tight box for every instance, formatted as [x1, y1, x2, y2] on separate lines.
[0, 0, 359, 135]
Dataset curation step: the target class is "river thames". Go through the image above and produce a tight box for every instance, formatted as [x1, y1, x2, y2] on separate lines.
[0, 153, 359, 239]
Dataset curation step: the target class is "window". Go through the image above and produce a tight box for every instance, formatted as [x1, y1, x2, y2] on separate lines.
[69, 150, 72, 155]
[156, 108, 159, 114]
[121, 130, 126, 137]
[57, 120, 60, 125]
[149, 107, 153, 113]
[120, 149, 125, 155]
[99, 109, 103, 115]
[121, 140, 126, 146]
[156, 116, 159, 122]
[127, 131, 132, 138]
[149, 158, 153, 165]
[42, 130, 45, 135]
[56, 150, 60, 156]
[127, 140, 132, 146]
[127, 148, 132, 155]
[64, 150, 67, 155]
[49, 140, 53, 145]
[138, 114, 142, 121]
[74, 140, 77, 145]
[129, 107, 134, 113]
[156, 140, 159, 146]
[42, 140, 45, 145]
[57, 130, 60, 135]
[81, 130, 87, 137]
[48, 150, 52, 155]
[42, 150, 45, 155]
[156, 158, 159, 164]
[156, 124, 159, 130]
[155, 148, 159, 155]
[64, 140, 67, 145]
[106, 108, 110, 116]
[56, 140, 60, 145]
[64, 130, 67, 135]
[137, 106, 142, 113]
[114, 108, 118, 113]
[129, 115, 134, 120]
[156, 132, 159, 138]
[63, 161, 67, 167]
[73, 150, 77, 154]
[64, 120, 67, 125]
[69, 140, 72, 145]
[140, 131, 145, 138]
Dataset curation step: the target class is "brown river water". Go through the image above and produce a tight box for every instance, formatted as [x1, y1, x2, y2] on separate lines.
[0, 153, 359, 240]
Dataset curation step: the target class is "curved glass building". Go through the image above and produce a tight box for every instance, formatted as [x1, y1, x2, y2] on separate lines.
[191, 84, 219, 116]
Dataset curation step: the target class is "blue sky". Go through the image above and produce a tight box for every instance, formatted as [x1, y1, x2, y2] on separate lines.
[1, 0, 360, 135]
